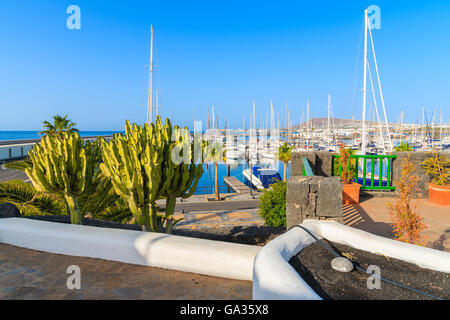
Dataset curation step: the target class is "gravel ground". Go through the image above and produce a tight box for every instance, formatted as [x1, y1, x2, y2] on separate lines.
[289, 240, 450, 300]
[23, 215, 285, 246]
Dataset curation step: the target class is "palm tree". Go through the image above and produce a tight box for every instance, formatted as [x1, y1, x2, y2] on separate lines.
[278, 143, 294, 182]
[204, 141, 226, 201]
[38, 114, 79, 137]
[0, 179, 131, 220]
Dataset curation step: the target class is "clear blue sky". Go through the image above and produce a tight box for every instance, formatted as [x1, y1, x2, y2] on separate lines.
[0, 0, 449, 131]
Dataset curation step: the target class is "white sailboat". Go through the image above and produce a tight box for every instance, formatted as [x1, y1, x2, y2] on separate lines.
[359, 9, 393, 155]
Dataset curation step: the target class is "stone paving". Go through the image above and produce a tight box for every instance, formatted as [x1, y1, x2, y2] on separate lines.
[173, 209, 263, 230]
[343, 197, 450, 252]
[0, 165, 28, 182]
[0, 243, 252, 300]
[175, 198, 449, 252]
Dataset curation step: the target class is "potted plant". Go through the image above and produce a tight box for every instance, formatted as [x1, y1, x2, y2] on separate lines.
[339, 144, 361, 204]
[421, 151, 450, 206]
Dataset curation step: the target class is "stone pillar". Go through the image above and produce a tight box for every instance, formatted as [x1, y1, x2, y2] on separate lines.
[291, 152, 315, 176]
[313, 151, 333, 177]
[291, 151, 333, 177]
[286, 176, 342, 229]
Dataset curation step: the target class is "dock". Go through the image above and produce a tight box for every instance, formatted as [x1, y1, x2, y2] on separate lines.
[224, 176, 251, 194]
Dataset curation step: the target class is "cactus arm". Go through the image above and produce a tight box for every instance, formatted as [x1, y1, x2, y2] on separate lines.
[64, 193, 82, 225]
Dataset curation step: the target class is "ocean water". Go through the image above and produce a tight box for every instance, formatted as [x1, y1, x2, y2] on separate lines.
[0, 131, 123, 141]
[196, 161, 290, 195]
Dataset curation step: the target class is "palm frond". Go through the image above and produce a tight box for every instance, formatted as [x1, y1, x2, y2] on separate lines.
[0, 180, 67, 216]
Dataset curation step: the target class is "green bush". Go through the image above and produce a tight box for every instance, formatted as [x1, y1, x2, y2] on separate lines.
[394, 142, 413, 151]
[257, 181, 286, 227]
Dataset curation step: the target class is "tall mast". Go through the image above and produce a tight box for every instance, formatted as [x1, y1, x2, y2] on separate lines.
[306, 99, 310, 148]
[422, 106, 425, 144]
[208, 106, 210, 130]
[367, 11, 393, 152]
[252, 101, 256, 131]
[270, 99, 275, 131]
[327, 94, 331, 137]
[147, 25, 154, 125]
[361, 10, 368, 154]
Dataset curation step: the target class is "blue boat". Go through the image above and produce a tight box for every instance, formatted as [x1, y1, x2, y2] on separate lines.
[243, 166, 282, 189]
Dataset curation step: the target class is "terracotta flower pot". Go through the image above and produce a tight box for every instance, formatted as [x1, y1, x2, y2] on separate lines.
[428, 183, 450, 206]
[342, 182, 361, 205]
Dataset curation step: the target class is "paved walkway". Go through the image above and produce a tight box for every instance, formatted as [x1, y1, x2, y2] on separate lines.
[173, 209, 263, 230]
[0, 165, 28, 182]
[0, 197, 448, 300]
[0, 243, 252, 300]
[175, 198, 449, 252]
[343, 197, 450, 252]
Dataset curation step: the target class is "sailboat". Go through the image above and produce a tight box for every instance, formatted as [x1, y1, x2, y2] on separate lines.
[359, 9, 393, 155]
[242, 100, 282, 189]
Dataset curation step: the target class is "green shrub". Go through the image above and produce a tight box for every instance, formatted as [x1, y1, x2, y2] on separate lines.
[394, 142, 413, 151]
[257, 181, 286, 227]
[421, 151, 450, 186]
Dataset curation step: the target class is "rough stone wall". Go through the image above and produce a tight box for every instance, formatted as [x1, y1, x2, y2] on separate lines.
[292, 150, 450, 199]
[0, 203, 21, 218]
[291, 151, 333, 177]
[391, 151, 450, 198]
[286, 176, 342, 229]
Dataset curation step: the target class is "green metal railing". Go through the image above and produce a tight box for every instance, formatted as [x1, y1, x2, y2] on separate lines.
[331, 154, 397, 190]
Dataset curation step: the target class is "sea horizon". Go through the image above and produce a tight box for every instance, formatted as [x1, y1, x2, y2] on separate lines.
[0, 131, 125, 141]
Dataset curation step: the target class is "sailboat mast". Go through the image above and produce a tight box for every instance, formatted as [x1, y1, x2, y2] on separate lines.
[327, 94, 331, 137]
[361, 10, 368, 154]
[147, 25, 154, 125]
[306, 99, 310, 148]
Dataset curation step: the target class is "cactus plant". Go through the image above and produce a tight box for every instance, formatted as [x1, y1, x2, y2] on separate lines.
[100, 117, 204, 233]
[25, 132, 95, 224]
[100, 119, 165, 231]
[162, 129, 203, 233]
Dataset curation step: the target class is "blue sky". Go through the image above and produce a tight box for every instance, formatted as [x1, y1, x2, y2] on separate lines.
[0, 0, 449, 131]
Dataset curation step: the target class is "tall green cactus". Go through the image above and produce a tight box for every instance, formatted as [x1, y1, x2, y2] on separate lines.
[25, 132, 90, 224]
[100, 116, 173, 232]
[100, 117, 204, 233]
[162, 128, 203, 233]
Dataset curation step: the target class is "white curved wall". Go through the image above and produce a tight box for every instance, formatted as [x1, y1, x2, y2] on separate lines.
[253, 219, 450, 300]
[0, 218, 261, 281]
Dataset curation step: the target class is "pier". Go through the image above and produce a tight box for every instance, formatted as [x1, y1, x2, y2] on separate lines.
[223, 176, 251, 194]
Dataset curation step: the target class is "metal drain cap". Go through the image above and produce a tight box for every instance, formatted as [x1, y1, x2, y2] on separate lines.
[331, 257, 354, 272]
